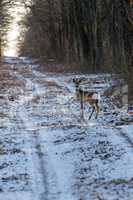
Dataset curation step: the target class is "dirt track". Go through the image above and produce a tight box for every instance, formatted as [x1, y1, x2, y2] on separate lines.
[0, 57, 133, 200]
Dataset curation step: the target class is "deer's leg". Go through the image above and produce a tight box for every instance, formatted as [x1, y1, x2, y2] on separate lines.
[95, 102, 99, 119]
[89, 106, 95, 120]
[80, 98, 84, 120]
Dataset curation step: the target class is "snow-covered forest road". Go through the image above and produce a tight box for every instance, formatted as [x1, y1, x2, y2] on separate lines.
[0, 57, 133, 200]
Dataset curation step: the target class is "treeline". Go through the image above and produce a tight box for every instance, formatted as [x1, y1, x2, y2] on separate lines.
[20, 0, 132, 73]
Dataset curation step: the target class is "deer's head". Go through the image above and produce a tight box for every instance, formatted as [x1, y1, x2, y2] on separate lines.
[73, 78, 82, 88]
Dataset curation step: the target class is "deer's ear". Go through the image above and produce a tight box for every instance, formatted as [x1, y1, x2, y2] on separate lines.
[73, 78, 76, 83]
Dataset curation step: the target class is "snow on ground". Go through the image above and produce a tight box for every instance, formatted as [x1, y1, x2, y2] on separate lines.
[0, 57, 133, 200]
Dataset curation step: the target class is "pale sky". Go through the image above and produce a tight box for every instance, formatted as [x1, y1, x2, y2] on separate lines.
[4, 4, 26, 57]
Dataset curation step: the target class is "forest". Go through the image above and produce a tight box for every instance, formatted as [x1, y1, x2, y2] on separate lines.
[21, 0, 132, 73]
[0, 0, 132, 70]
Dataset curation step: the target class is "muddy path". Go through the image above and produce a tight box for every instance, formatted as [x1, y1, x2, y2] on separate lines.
[0, 57, 133, 200]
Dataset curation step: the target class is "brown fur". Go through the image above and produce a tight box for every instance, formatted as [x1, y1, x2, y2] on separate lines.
[73, 78, 100, 120]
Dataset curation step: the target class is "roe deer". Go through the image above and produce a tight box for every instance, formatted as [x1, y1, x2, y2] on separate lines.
[73, 78, 100, 120]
